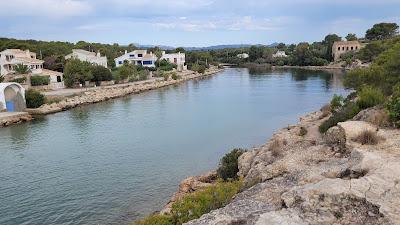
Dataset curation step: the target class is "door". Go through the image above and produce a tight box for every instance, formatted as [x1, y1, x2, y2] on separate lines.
[6, 101, 14, 112]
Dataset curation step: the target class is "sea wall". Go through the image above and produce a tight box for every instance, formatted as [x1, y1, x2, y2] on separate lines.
[26, 68, 223, 115]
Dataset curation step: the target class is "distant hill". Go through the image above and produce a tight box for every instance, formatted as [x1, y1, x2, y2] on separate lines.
[184, 44, 278, 51]
[133, 43, 279, 51]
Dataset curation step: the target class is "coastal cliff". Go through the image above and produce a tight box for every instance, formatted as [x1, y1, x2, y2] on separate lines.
[181, 108, 400, 225]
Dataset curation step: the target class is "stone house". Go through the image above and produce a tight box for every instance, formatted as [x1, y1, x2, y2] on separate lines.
[0, 49, 44, 76]
[65, 49, 108, 68]
[160, 51, 187, 71]
[332, 41, 361, 61]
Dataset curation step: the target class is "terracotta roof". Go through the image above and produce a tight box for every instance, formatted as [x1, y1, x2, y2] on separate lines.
[15, 57, 44, 64]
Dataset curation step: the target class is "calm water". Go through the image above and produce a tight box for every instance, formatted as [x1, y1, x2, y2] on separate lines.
[0, 68, 348, 225]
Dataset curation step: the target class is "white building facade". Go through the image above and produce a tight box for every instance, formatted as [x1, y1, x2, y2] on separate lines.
[237, 53, 249, 59]
[114, 50, 157, 68]
[272, 50, 288, 58]
[65, 49, 108, 68]
[0, 49, 44, 76]
[160, 51, 186, 71]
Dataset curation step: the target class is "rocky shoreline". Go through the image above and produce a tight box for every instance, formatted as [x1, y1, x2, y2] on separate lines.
[24, 67, 223, 115]
[0, 112, 33, 127]
[162, 106, 400, 225]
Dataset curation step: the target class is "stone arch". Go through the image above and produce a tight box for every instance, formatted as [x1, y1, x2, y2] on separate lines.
[0, 83, 26, 112]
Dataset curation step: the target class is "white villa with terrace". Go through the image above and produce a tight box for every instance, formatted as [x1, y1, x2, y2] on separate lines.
[114, 50, 157, 68]
[160, 51, 187, 71]
[65, 49, 108, 68]
[0, 49, 44, 76]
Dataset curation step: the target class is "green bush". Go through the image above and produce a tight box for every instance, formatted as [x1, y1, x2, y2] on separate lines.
[330, 94, 344, 112]
[133, 180, 242, 225]
[387, 98, 400, 127]
[319, 102, 361, 133]
[356, 86, 385, 109]
[170, 180, 243, 225]
[217, 149, 246, 181]
[63, 59, 93, 87]
[163, 72, 169, 81]
[0, 75, 4, 83]
[25, 89, 45, 108]
[30, 75, 50, 86]
[344, 43, 400, 94]
[156, 59, 177, 71]
[171, 72, 180, 80]
[11, 77, 26, 84]
[133, 215, 174, 225]
[190, 64, 206, 74]
[91, 65, 113, 84]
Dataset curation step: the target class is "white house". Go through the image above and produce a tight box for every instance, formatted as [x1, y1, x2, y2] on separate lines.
[0, 83, 26, 112]
[237, 53, 249, 59]
[114, 50, 157, 68]
[272, 50, 288, 58]
[65, 49, 108, 68]
[0, 49, 44, 76]
[160, 51, 186, 71]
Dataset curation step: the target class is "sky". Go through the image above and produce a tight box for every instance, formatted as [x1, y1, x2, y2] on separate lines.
[1, 0, 399, 47]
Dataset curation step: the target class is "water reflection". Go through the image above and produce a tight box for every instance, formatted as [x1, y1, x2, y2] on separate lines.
[0, 68, 349, 225]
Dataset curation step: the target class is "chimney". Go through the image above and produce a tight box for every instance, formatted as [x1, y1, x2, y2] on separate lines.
[162, 51, 166, 55]
[125, 50, 128, 54]
[97, 51, 100, 57]
[26, 49, 30, 57]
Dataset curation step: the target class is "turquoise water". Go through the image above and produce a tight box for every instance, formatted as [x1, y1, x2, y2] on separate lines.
[0, 68, 348, 225]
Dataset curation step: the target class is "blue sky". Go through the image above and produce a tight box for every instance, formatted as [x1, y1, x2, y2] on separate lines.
[1, 0, 399, 47]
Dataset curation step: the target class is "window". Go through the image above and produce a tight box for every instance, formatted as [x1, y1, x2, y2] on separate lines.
[346, 47, 349, 51]
[119, 61, 123, 65]
[138, 54, 143, 57]
[356, 46, 358, 50]
[129, 54, 135, 57]
[342, 47, 345, 51]
[338, 47, 341, 51]
[57, 76, 62, 82]
[143, 61, 153, 65]
[351, 47, 354, 50]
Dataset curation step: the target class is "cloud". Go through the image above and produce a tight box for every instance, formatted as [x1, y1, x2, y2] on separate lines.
[227, 16, 291, 31]
[0, 0, 92, 17]
[106, 0, 214, 16]
[154, 20, 217, 32]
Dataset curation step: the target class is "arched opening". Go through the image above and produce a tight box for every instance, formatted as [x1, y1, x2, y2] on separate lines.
[4, 85, 25, 112]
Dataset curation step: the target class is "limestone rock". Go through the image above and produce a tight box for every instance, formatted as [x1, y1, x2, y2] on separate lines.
[185, 111, 400, 225]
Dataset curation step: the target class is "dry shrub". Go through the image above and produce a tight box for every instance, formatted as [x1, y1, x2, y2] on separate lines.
[320, 104, 332, 118]
[299, 126, 308, 136]
[352, 130, 380, 145]
[370, 110, 391, 127]
[269, 139, 282, 157]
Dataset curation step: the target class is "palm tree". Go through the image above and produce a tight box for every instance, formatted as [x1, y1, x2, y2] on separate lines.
[14, 64, 31, 75]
